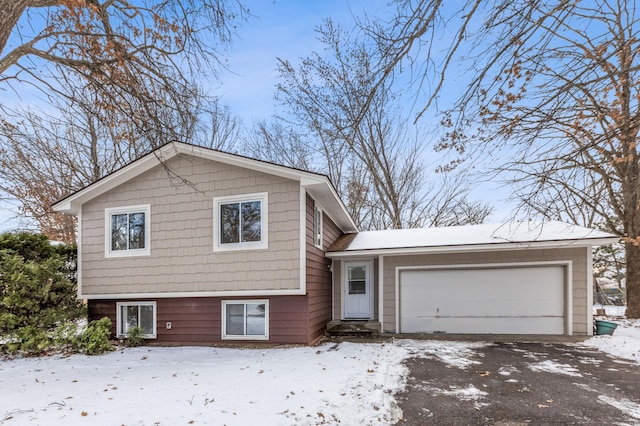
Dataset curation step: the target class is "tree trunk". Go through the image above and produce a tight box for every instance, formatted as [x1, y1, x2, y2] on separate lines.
[625, 242, 640, 318]
[0, 1, 28, 56]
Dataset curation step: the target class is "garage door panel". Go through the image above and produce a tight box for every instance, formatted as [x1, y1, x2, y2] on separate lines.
[401, 316, 564, 335]
[400, 266, 566, 334]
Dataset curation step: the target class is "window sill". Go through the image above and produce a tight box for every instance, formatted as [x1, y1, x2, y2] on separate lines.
[106, 249, 151, 258]
[221, 335, 269, 341]
[213, 242, 268, 252]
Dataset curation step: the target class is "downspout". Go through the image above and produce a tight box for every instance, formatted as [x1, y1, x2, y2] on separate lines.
[378, 255, 384, 333]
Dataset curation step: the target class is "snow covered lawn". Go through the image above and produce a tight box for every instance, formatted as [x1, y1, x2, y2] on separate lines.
[1, 342, 410, 425]
[583, 305, 640, 364]
[1, 314, 639, 426]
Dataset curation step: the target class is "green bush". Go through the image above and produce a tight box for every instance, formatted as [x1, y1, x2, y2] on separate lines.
[4, 326, 50, 355]
[125, 326, 146, 347]
[0, 232, 55, 262]
[0, 232, 85, 355]
[78, 318, 113, 355]
[52, 320, 82, 349]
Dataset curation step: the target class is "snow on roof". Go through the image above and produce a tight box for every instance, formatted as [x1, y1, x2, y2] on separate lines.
[331, 221, 618, 253]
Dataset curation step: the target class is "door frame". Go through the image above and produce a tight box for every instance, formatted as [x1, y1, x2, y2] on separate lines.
[343, 260, 374, 319]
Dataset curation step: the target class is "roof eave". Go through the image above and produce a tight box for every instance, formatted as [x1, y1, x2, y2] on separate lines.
[325, 237, 620, 258]
[52, 148, 166, 215]
[51, 142, 357, 231]
[303, 181, 358, 233]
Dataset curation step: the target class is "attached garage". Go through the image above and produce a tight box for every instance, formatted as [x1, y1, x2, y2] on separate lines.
[398, 264, 567, 335]
[327, 221, 619, 337]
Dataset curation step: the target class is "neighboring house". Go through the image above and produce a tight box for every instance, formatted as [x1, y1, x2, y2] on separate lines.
[53, 142, 618, 344]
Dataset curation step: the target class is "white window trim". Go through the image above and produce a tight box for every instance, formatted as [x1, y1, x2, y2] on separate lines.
[314, 203, 323, 249]
[213, 193, 268, 252]
[221, 299, 269, 340]
[105, 204, 151, 258]
[116, 301, 157, 339]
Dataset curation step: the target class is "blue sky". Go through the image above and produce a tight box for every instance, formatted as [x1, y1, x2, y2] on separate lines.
[0, 0, 512, 232]
[0, 0, 392, 232]
[218, 0, 389, 120]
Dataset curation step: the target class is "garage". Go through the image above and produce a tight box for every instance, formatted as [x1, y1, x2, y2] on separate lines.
[399, 265, 567, 334]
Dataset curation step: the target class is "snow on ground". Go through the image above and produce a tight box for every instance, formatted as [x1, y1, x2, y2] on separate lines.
[527, 360, 582, 377]
[582, 305, 640, 364]
[0, 342, 409, 426]
[0, 339, 487, 426]
[597, 395, 640, 420]
[1, 312, 640, 426]
[397, 340, 488, 370]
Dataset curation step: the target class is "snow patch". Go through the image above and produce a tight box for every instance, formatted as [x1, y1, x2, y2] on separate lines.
[598, 395, 640, 420]
[437, 384, 488, 402]
[498, 365, 519, 376]
[582, 319, 640, 365]
[398, 340, 487, 370]
[593, 304, 627, 317]
[527, 360, 582, 377]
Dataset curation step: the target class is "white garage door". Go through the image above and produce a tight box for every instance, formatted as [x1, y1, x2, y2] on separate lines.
[399, 266, 566, 334]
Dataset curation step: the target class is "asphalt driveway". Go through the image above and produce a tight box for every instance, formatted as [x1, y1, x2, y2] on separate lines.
[394, 341, 640, 425]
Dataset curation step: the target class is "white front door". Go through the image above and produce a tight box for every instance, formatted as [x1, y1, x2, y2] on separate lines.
[344, 261, 372, 319]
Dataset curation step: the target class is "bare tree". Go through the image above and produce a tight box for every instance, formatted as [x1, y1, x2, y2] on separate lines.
[244, 121, 315, 171]
[203, 101, 242, 152]
[361, 1, 638, 315]
[272, 19, 490, 230]
[0, 1, 246, 241]
[0, 87, 242, 243]
[0, 1, 246, 145]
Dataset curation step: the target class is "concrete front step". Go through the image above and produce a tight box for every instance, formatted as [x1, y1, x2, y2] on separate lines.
[326, 321, 381, 337]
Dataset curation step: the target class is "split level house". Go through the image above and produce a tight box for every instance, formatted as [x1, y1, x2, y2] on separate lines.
[52, 142, 619, 345]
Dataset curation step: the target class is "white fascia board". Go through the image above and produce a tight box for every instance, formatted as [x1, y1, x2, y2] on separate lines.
[51, 141, 331, 215]
[304, 182, 358, 233]
[325, 237, 620, 258]
[52, 148, 168, 214]
[80, 288, 307, 300]
[181, 143, 326, 184]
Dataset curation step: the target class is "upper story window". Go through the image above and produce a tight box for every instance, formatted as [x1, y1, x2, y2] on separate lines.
[314, 203, 323, 249]
[105, 205, 151, 258]
[213, 193, 268, 251]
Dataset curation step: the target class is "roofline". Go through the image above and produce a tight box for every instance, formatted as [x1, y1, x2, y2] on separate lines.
[51, 141, 358, 232]
[325, 237, 620, 258]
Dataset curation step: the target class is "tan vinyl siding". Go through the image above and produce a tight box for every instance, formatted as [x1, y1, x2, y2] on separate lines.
[81, 154, 300, 296]
[382, 247, 589, 335]
[305, 194, 342, 343]
[332, 260, 342, 320]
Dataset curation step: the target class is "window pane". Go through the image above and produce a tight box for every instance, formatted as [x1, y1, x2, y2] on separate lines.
[125, 305, 139, 333]
[221, 203, 240, 244]
[246, 303, 266, 335]
[139, 305, 154, 335]
[349, 280, 367, 294]
[349, 266, 366, 281]
[225, 303, 245, 335]
[129, 212, 146, 249]
[314, 207, 322, 246]
[119, 305, 128, 334]
[111, 214, 128, 251]
[241, 201, 261, 242]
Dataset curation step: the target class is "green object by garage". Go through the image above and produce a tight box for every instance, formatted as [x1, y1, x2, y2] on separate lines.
[595, 320, 618, 335]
